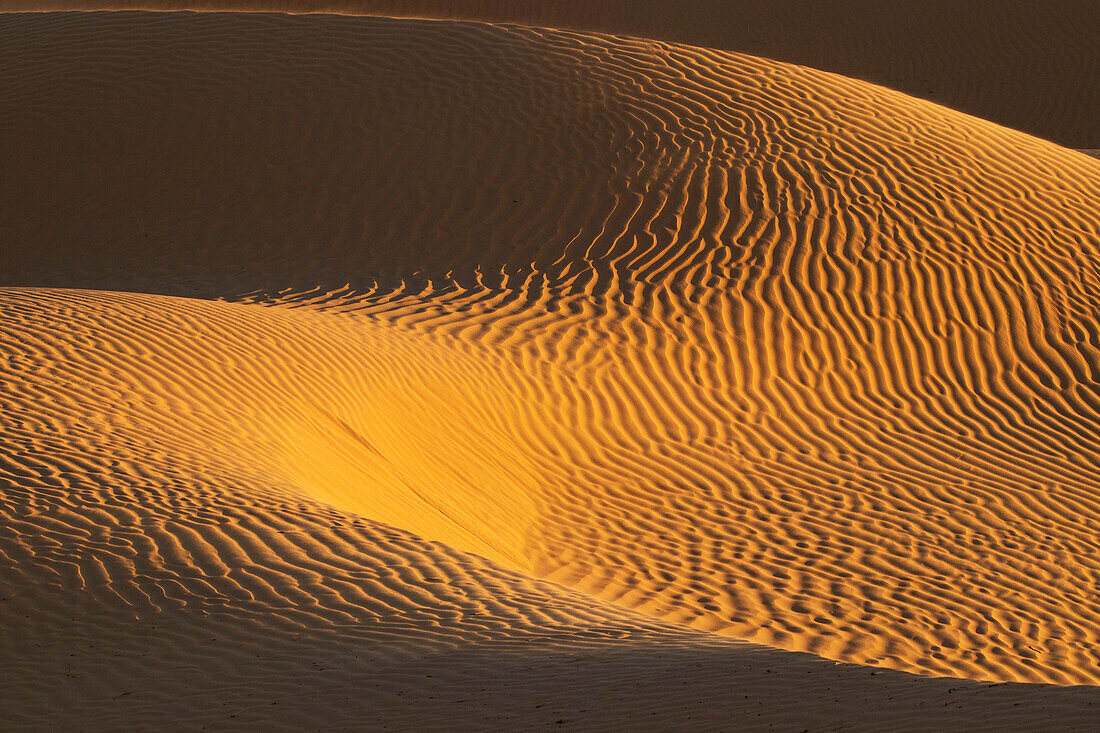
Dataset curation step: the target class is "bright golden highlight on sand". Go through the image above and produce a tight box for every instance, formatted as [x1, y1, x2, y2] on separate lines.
[2, 4, 1099, 731]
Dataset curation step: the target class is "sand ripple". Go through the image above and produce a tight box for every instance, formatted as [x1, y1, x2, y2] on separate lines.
[2, 9, 1100, 728]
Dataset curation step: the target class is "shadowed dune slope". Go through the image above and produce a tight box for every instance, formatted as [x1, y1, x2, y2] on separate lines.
[3, 1, 1098, 147]
[3, 9, 1100, 728]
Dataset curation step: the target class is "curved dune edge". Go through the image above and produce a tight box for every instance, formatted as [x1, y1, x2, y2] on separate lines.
[2, 1, 1098, 147]
[2, 8, 1100, 727]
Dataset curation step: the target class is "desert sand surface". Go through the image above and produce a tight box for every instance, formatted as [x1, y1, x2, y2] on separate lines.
[2, 7, 1100, 732]
[3, 1, 1098, 147]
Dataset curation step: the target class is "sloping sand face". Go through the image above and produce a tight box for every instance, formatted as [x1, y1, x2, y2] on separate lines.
[2, 9, 1100, 730]
[9, 287, 1098, 730]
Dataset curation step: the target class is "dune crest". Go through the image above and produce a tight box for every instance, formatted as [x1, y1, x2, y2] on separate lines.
[3, 9, 1100, 729]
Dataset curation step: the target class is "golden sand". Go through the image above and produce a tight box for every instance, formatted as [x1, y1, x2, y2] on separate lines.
[1, 8, 1099, 731]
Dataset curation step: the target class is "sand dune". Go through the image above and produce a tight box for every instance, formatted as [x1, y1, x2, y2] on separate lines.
[8, 287, 1099, 730]
[4, 1, 1098, 147]
[3, 8, 1100, 730]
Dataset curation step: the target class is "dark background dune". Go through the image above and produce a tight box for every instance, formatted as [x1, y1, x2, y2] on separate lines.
[3, 0, 1098, 147]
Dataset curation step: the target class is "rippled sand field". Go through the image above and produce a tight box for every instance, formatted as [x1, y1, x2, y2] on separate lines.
[2, 6, 1099, 731]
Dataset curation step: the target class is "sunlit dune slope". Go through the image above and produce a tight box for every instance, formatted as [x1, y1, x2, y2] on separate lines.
[5, 286, 1100, 730]
[4, 1, 1097, 147]
[2, 6, 1100, 720]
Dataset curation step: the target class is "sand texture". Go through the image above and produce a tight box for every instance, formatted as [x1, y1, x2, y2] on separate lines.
[2, 8, 1100, 731]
